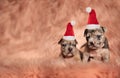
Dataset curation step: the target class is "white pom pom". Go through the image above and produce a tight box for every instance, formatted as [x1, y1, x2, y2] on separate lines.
[86, 7, 92, 13]
[70, 20, 76, 26]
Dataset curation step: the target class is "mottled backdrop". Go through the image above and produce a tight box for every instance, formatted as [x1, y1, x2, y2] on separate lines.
[0, 0, 120, 78]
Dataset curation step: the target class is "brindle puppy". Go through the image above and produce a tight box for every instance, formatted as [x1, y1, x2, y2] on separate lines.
[58, 38, 83, 61]
[82, 26, 110, 63]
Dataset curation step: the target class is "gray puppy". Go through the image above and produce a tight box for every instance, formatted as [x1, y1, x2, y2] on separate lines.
[82, 26, 110, 63]
[58, 38, 83, 61]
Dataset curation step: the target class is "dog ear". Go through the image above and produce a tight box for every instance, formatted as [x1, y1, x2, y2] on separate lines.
[58, 38, 63, 44]
[84, 29, 88, 37]
[101, 26, 107, 33]
[74, 39, 78, 44]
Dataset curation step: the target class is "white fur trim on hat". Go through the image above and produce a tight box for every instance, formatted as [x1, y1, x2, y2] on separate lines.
[86, 24, 100, 29]
[63, 36, 75, 40]
[86, 7, 92, 13]
[70, 20, 76, 26]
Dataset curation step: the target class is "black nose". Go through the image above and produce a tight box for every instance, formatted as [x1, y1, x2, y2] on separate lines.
[97, 35, 101, 39]
[68, 48, 72, 52]
[90, 42, 94, 45]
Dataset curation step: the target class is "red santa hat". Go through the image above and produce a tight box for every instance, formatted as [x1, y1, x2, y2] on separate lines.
[86, 7, 100, 29]
[63, 20, 76, 40]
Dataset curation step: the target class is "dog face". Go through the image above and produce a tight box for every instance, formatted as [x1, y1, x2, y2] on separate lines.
[58, 38, 78, 58]
[84, 27, 106, 49]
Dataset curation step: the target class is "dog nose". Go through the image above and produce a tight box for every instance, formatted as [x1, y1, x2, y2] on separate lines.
[90, 42, 94, 45]
[97, 35, 101, 39]
[68, 48, 72, 52]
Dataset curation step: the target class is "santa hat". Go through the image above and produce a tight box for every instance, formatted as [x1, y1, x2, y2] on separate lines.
[86, 7, 100, 29]
[63, 21, 76, 40]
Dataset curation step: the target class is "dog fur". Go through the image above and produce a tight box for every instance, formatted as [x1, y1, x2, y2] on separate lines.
[58, 38, 83, 62]
[82, 26, 110, 63]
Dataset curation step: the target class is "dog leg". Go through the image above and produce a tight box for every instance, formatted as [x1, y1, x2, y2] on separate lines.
[83, 52, 90, 63]
[102, 53, 110, 62]
[101, 49, 110, 62]
[73, 51, 81, 61]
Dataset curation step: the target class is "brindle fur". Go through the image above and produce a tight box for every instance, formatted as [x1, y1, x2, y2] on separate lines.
[58, 38, 83, 61]
[82, 26, 110, 63]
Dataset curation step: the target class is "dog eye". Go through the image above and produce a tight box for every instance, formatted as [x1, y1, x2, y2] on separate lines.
[72, 44, 76, 47]
[62, 44, 66, 46]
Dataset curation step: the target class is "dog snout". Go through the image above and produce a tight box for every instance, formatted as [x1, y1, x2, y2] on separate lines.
[90, 42, 94, 45]
[68, 47, 73, 52]
[97, 35, 101, 39]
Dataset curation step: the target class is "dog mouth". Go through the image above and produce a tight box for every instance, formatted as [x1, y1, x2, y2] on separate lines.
[62, 51, 74, 58]
[88, 45, 97, 49]
[88, 42, 104, 49]
[67, 51, 74, 56]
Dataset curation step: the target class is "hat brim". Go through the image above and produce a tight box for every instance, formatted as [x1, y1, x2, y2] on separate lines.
[86, 24, 100, 29]
[63, 36, 75, 40]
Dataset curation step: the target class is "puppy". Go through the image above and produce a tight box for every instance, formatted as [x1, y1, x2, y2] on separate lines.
[58, 38, 83, 62]
[82, 26, 110, 63]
